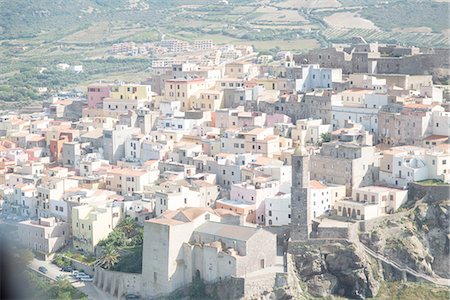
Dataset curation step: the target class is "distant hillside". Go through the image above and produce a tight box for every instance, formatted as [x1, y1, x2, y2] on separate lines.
[0, 0, 124, 38]
[0, 0, 252, 39]
[0, 0, 448, 104]
[1, 0, 448, 45]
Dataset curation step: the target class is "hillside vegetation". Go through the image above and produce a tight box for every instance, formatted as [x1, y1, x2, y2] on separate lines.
[0, 0, 448, 104]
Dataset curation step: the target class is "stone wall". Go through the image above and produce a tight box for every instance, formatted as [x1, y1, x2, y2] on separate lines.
[94, 267, 142, 299]
[264, 225, 291, 249]
[204, 277, 245, 299]
[62, 255, 95, 276]
[258, 100, 305, 123]
[244, 272, 277, 298]
[294, 48, 449, 77]
[317, 226, 352, 240]
[408, 183, 450, 204]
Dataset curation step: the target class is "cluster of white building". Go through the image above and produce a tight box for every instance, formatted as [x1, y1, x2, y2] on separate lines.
[1, 40, 449, 298]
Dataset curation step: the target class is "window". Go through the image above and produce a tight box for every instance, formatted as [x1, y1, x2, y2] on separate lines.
[443, 160, 447, 165]
[268, 210, 272, 217]
[154, 272, 157, 283]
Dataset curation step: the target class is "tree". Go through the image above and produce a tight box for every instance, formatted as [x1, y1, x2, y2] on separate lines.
[320, 132, 331, 144]
[18, 249, 34, 266]
[98, 229, 126, 248]
[130, 227, 144, 246]
[119, 217, 136, 238]
[95, 246, 120, 270]
[55, 276, 72, 291]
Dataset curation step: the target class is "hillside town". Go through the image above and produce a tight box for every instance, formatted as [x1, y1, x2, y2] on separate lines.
[1, 37, 449, 299]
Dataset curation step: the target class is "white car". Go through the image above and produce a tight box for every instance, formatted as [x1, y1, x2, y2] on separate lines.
[75, 272, 87, 279]
[71, 271, 80, 277]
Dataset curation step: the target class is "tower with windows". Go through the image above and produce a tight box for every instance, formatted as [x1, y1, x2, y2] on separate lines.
[290, 146, 312, 240]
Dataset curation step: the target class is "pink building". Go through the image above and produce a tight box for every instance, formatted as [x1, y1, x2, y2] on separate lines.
[87, 83, 110, 108]
[266, 113, 291, 127]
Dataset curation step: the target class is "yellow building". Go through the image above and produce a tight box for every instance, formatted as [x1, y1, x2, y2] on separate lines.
[164, 78, 214, 111]
[110, 84, 152, 101]
[339, 89, 373, 106]
[191, 90, 224, 111]
[72, 202, 123, 253]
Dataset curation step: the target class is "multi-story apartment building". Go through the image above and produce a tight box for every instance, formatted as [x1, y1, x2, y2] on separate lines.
[105, 167, 158, 195]
[87, 83, 111, 108]
[379, 145, 450, 187]
[378, 104, 447, 146]
[17, 217, 70, 260]
[310, 141, 379, 195]
[72, 201, 123, 253]
[334, 186, 408, 220]
[164, 78, 214, 111]
[103, 125, 141, 164]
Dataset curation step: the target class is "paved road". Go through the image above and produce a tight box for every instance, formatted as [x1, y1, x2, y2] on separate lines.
[29, 258, 111, 300]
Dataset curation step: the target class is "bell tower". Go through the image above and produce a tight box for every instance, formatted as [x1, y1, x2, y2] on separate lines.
[290, 146, 312, 240]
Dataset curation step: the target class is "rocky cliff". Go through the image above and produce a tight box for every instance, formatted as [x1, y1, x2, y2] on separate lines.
[289, 241, 380, 299]
[360, 198, 450, 279]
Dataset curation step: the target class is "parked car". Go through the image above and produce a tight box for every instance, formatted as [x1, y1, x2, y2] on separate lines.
[61, 266, 73, 272]
[125, 294, 140, 300]
[79, 275, 93, 282]
[71, 270, 80, 277]
[75, 272, 87, 279]
[38, 266, 48, 274]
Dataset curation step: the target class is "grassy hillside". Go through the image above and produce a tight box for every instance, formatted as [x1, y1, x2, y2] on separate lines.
[0, 0, 126, 39]
[0, 0, 448, 104]
[375, 282, 450, 300]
